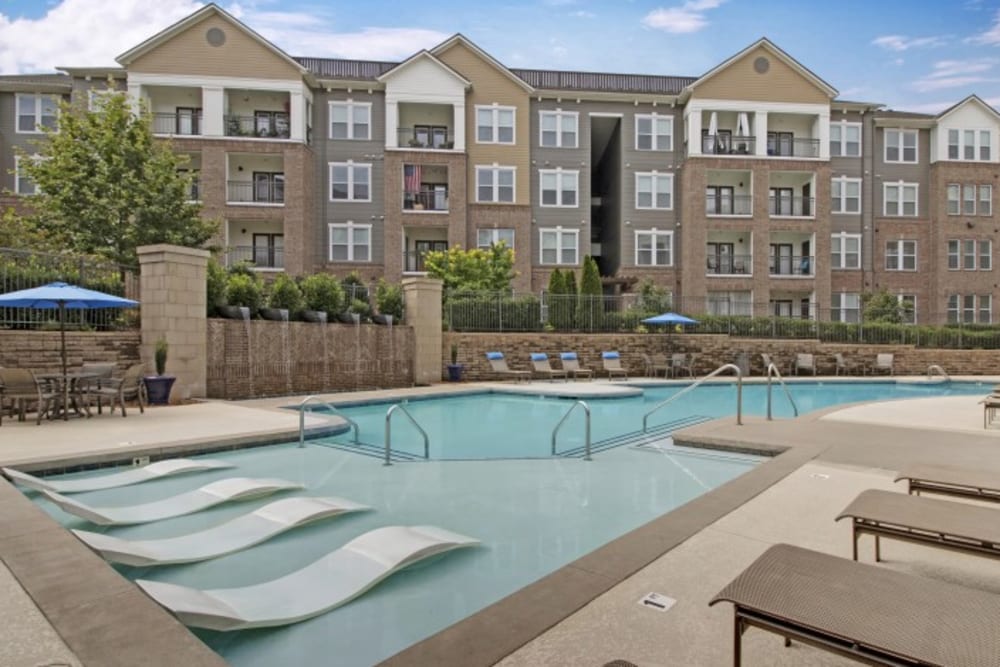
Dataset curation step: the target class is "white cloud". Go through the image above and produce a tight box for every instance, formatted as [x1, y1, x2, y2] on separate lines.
[642, 0, 725, 34]
[910, 58, 999, 92]
[872, 34, 947, 52]
[968, 9, 1000, 44]
[571, 10, 596, 18]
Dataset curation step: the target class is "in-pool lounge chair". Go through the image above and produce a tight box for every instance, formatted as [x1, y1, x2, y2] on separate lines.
[529, 353, 567, 381]
[601, 352, 628, 380]
[485, 352, 530, 382]
[895, 463, 1000, 503]
[835, 488, 1000, 563]
[710, 543, 1000, 667]
[559, 352, 593, 381]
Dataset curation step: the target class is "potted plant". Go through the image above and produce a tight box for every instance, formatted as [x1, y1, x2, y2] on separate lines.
[373, 279, 403, 325]
[446, 342, 464, 381]
[221, 272, 263, 319]
[300, 273, 344, 323]
[261, 274, 303, 321]
[144, 336, 176, 405]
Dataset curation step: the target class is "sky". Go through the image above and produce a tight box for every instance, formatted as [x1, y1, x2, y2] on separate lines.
[0, 0, 998, 113]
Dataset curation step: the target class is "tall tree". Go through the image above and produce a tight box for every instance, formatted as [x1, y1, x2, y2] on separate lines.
[577, 255, 603, 329]
[15, 89, 216, 267]
[862, 289, 908, 324]
[423, 243, 516, 292]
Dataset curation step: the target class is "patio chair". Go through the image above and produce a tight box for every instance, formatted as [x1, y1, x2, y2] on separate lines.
[529, 353, 567, 381]
[791, 353, 816, 376]
[484, 352, 530, 383]
[86, 364, 147, 417]
[760, 353, 776, 374]
[0, 368, 57, 425]
[601, 352, 628, 380]
[833, 353, 851, 376]
[79, 362, 116, 413]
[641, 353, 668, 378]
[710, 543, 1000, 667]
[669, 353, 693, 378]
[559, 352, 593, 381]
[869, 353, 894, 376]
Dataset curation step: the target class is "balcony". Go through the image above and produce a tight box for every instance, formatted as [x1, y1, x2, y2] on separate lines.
[767, 135, 819, 158]
[769, 254, 814, 277]
[397, 127, 454, 150]
[152, 110, 202, 136]
[706, 193, 752, 216]
[702, 134, 755, 156]
[707, 253, 752, 275]
[225, 113, 290, 139]
[226, 245, 284, 270]
[227, 179, 284, 205]
[768, 196, 814, 218]
[404, 189, 448, 212]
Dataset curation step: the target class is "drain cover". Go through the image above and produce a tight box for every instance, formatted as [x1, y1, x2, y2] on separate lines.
[638, 592, 675, 612]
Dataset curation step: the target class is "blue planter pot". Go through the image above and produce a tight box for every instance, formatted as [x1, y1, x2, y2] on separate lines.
[446, 364, 464, 382]
[144, 375, 176, 405]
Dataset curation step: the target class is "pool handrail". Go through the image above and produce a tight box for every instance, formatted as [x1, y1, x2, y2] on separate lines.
[384, 403, 430, 466]
[927, 364, 950, 382]
[643, 363, 743, 432]
[766, 363, 799, 420]
[298, 395, 359, 448]
[551, 400, 591, 461]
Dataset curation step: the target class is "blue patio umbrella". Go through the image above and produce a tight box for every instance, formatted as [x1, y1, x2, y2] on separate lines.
[0, 282, 139, 416]
[641, 312, 699, 326]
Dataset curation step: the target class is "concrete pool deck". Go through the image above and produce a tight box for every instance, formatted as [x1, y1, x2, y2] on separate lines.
[2, 376, 999, 666]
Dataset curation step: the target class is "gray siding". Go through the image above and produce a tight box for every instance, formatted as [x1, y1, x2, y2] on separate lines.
[873, 125, 931, 218]
[0, 91, 68, 194]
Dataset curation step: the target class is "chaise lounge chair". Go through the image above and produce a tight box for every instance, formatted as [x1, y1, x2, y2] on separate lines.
[601, 352, 628, 380]
[485, 352, 530, 382]
[710, 543, 1000, 667]
[895, 463, 1000, 503]
[559, 352, 593, 381]
[530, 353, 567, 381]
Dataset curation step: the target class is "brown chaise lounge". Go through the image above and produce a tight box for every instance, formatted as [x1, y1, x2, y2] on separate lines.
[710, 543, 1000, 667]
[485, 352, 530, 383]
[895, 463, 1000, 503]
[835, 488, 1000, 562]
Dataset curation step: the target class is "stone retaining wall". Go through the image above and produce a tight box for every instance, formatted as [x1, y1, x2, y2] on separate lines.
[0, 330, 141, 373]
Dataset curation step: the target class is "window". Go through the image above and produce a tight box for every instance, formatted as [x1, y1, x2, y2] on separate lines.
[947, 183, 992, 215]
[883, 182, 918, 216]
[947, 239, 992, 270]
[329, 101, 371, 140]
[947, 184, 960, 215]
[898, 295, 916, 324]
[831, 292, 861, 323]
[635, 172, 673, 209]
[831, 233, 861, 269]
[830, 121, 861, 157]
[963, 239, 977, 270]
[16, 93, 58, 133]
[831, 177, 861, 213]
[328, 222, 371, 262]
[253, 111, 289, 137]
[634, 230, 673, 266]
[982, 239, 993, 270]
[476, 105, 515, 144]
[981, 185, 993, 215]
[707, 292, 752, 316]
[946, 128, 991, 161]
[476, 166, 515, 203]
[328, 162, 371, 202]
[539, 169, 579, 207]
[948, 294, 992, 323]
[87, 89, 116, 112]
[539, 227, 579, 265]
[885, 240, 917, 271]
[13, 155, 38, 195]
[963, 184, 977, 215]
[540, 110, 578, 148]
[477, 228, 515, 249]
[884, 129, 917, 163]
[635, 114, 673, 151]
[252, 172, 284, 204]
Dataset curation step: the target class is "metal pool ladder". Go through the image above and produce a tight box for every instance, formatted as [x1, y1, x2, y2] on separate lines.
[384, 404, 430, 466]
[927, 364, 950, 381]
[765, 363, 799, 420]
[298, 395, 359, 448]
[551, 400, 591, 461]
[643, 363, 743, 431]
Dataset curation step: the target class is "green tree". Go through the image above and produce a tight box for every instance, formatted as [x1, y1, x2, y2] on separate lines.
[15, 88, 215, 267]
[635, 278, 672, 314]
[577, 255, 603, 329]
[423, 244, 516, 292]
[546, 268, 571, 329]
[862, 289, 908, 324]
[375, 278, 404, 320]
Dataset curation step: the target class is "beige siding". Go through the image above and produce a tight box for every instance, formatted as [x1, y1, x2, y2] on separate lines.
[129, 15, 302, 80]
[692, 46, 829, 104]
[436, 42, 531, 204]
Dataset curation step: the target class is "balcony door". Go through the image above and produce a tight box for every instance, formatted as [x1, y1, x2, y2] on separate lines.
[770, 243, 793, 275]
[767, 131, 793, 156]
[176, 107, 201, 135]
[706, 186, 734, 215]
[769, 188, 793, 216]
[412, 240, 447, 272]
[253, 172, 284, 203]
[253, 233, 283, 268]
[707, 242, 734, 274]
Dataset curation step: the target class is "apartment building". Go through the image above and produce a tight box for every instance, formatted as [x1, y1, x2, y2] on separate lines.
[1, 3, 998, 325]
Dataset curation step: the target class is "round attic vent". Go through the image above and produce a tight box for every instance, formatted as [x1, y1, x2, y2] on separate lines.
[753, 56, 770, 74]
[206, 27, 226, 47]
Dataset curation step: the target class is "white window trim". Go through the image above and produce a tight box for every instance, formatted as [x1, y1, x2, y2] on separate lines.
[477, 228, 515, 249]
[15, 93, 59, 135]
[635, 172, 674, 210]
[980, 184, 993, 216]
[476, 104, 516, 145]
[538, 226, 580, 266]
[327, 161, 372, 202]
[882, 181, 919, 217]
[898, 294, 917, 324]
[885, 239, 917, 272]
[633, 229, 674, 266]
[946, 127, 992, 162]
[831, 292, 861, 323]
[831, 232, 861, 269]
[539, 109, 579, 148]
[327, 221, 372, 262]
[830, 120, 862, 157]
[539, 168, 579, 208]
[328, 100, 372, 140]
[884, 128, 918, 164]
[13, 155, 39, 196]
[831, 176, 861, 214]
[634, 113, 674, 151]
[475, 165, 517, 204]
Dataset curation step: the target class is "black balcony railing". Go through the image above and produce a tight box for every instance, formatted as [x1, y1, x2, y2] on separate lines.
[225, 114, 290, 138]
[152, 111, 202, 136]
[767, 137, 820, 158]
[227, 180, 285, 204]
[769, 196, 814, 217]
[702, 134, 755, 155]
[397, 127, 454, 149]
[403, 189, 448, 211]
[769, 255, 814, 276]
[706, 253, 752, 275]
[226, 245, 284, 269]
[705, 193, 752, 215]
[403, 250, 430, 273]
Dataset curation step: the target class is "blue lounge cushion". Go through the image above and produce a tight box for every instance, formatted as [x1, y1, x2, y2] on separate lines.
[530, 353, 548, 362]
[602, 351, 620, 359]
[485, 352, 504, 360]
[560, 352, 577, 361]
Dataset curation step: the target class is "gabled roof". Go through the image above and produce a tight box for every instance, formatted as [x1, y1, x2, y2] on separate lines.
[375, 50, 471, 86]
[683, 37, 838, 100]
[936, 94, 1000, 123]
[115, 3, 307, 76]
[430, 34, 535, 93]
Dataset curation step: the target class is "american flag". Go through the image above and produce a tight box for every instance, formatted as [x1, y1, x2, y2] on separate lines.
[404, 165, 421, 194]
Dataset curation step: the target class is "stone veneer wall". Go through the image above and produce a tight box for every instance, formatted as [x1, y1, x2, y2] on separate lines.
[207, 319, 414, 399]
[444, 332, 1000, 380]
[0, 331, 141, 373]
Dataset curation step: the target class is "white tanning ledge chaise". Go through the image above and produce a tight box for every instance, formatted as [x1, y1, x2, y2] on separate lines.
[42, 477, 303, 526]
[73, 496, 370, 566]
[2, 458, 235, 493]
[137, 525, 480, 631]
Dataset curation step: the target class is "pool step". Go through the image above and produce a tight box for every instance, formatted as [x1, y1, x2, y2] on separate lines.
[311, 438, 425, 462]
[557, 415, 713, 458]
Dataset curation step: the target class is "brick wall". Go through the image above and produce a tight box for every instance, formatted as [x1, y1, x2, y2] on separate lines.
[443, 331, 1000, 380]
[0, 331, 141, 373]
[207, 319, 415, 399]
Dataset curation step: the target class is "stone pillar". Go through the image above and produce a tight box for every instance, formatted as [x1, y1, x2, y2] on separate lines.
[137, 244, 210, 401]
[402, 277, 443, 385]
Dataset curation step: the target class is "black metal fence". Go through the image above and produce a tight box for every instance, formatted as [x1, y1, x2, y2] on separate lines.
[0, 247, 140, 330]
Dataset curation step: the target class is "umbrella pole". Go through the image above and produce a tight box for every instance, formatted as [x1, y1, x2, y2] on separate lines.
[60, 301, 68, 421]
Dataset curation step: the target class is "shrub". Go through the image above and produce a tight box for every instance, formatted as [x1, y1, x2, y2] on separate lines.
[300, 273, 344, 315]
[206, 258, 227, 316]
[446, 293, 542, 332]
[577, 255, 603, 329]
[341, 271, 368, 302]
[225, 273, 263, 313]
[348, 297, 372, 321]
[267, 274, 304, 314]
[374, 279, 404, 320]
